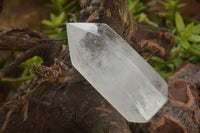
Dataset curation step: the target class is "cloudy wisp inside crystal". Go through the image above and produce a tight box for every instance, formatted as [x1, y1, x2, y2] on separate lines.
[67, 23, 168, 122]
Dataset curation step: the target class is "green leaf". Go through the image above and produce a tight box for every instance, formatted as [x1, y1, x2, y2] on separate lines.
[171, 47, 180, 59]
[191, 44, 200, 50]
[174, 35, 181, 41]
[50, 13, 57, 22]
[58, 0, 67, 6]
[184, 22, 194, 34]
[188, 47, 200, 57]
[128, 0, 139, 14]
[17, 75, 34, 82]
[128, 0, 146, 15]
[19, 56, 43, 68]
[191, 24, 200, 35]
[175, 12, 185, 32]
[55, 12, 66, 25]
[188, 56, 200, 63]
[150, 56, 165, 63]
[179, 40, 190, 49]
[63, 1, 77, 12]
[177, 3, 187, 9]
[174, 58, 183, 68]
[188, 34, 200, 42]
[159, 1, 169, 7]
[167, 63, 175, 71]
[41, 20, 55, 28]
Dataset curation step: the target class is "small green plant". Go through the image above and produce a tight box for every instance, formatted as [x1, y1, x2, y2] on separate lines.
[19, 56, 43, 81]
[42, 12, 67, 39]
[0, 56, 43, 83]
[42, 0, 77, 39]
[0, 0, 77, 84]
[160, 0, 186, 16]
[159, 0, 186, 27]
[138, 13, 158, 27]
[45, 0, 77, 13]
[149, 13, 200, 79]
[128, 0, 158, 26]
[128, 0, 147, 18]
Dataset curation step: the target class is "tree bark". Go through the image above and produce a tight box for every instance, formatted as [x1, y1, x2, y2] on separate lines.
[0, 0, 199, 133]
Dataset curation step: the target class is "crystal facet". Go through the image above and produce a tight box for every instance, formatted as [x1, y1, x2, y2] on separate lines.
[67, 23, 168, 122]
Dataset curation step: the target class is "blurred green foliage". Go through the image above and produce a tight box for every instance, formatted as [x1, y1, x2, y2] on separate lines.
[0, 56, 43, 83]
[128, 0, 158, 26]
[128, 0, 200, 79]
[149, 8, 200, 79]
[45, 0, 77, 13]
[42, 12, 67, 39]
[159, 0, 186, 25]
[42, 0, 77, 39]
[18, 56, 43, 82]
[128, 0, 147, 19]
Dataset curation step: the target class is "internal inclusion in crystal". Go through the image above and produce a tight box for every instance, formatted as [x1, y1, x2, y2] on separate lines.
[67, 23, 168, 123]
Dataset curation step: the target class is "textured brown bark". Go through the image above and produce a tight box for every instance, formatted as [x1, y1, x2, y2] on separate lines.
[0, 0, 199, 133]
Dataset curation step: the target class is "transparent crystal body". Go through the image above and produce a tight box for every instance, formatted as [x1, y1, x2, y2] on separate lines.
[67, 23, 168, 122]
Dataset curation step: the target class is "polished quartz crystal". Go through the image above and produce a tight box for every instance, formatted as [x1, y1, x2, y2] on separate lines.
[66, 23, 168, 122]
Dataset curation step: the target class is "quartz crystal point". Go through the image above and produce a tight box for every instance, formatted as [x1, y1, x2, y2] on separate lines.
[67, 23, 168, 123]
